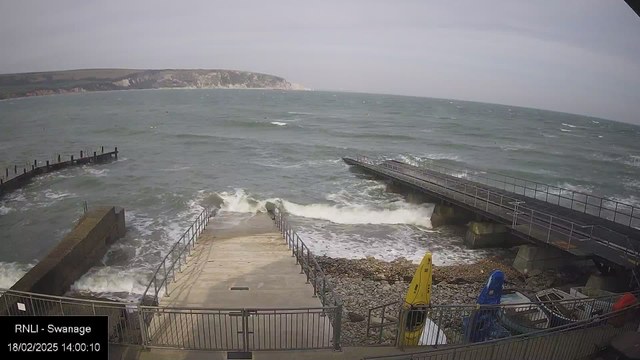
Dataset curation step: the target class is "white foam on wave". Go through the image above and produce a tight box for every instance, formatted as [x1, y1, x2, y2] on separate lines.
[216, 189, 435, 227]
[542, 133, 558, 138]
[68, 191, 210, 301]
[500, 144, 533, 151]
[44, 190, 74, 200]
[562, 123, 578, 128]
[557, 182, 594, 194]
[560, 128, 572, 132]
[608, 195, 640, 208]
[0, 205, 14, 215]
[282, 200, 434, 227]
[271, 122, 287, 126]
[84, 168, 109, 177]
[297, 225, 493, 266]
[71, 267, 147, 302]
[0, 262, 34, 289]
[287, 111, 314, 115]
[160, 166, 191, 171]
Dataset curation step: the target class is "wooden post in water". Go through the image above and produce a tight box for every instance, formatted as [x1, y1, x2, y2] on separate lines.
[115, 147, 118, 160]
[14, 165, 17, 174]
[46, 160, 49, 168]
[58, 154, 61, 163]
[5, 168, 7, 178]
[34, 160, 37, 168]
[80, 151, 83, 158]
[23, 168, 26, 174]
[71, 155, 74, 164]
[93, 152, 97, 163]
[101, 146, 104, 154]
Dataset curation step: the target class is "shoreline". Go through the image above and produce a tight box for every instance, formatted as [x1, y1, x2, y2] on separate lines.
[0, 86, 312, 103]
[319, 252, 595, 346]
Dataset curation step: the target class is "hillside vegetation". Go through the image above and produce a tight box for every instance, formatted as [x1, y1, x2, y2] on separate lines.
[0, 69, 306, 99]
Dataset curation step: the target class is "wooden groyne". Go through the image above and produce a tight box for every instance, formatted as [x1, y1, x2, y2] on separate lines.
[0, 146, 118, 198]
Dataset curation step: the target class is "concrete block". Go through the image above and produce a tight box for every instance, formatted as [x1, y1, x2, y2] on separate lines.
[9, 206, 126, 296]
[512, 245, 590, 275]
[585, 274, 628, 293]
[431, 205, 474, 228]
[464, 222, 507, 249]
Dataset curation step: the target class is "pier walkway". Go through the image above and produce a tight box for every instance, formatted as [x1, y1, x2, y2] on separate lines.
[343, 156, 640, 273]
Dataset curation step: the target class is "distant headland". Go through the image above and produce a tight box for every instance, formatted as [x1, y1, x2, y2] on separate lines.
[0, 68, 309, 99]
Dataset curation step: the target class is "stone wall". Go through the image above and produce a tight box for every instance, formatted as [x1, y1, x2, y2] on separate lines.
[10, 206, 126, 296]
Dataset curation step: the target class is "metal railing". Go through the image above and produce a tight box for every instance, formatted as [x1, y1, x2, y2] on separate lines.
[363, 302, 640, 360]
[273, 207, 342, 309]
[365, 291, 638, 348]
[354, 156, 640, 266]
[0, 288, 341, 351]
[0, 288, 142, 345]
[141, 305, 340, 351]
[140, 206, 217, 306]
[397, 157, 640, 229]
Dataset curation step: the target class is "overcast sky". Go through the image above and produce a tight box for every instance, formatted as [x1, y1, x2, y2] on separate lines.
[1, 0, 639, 123]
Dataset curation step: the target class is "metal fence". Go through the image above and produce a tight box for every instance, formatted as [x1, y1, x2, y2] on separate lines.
[273, 207, 342, 309]
[354, 156, 639, 268]
[363, 302, 640, 360]
[140, 206, 217, 305]
[0, 288, 341, 351]
[396, 157, 640, 229]
[140, 305, 340, 351]
[0, 289, 142, 345]
[365, 291, 640, 349]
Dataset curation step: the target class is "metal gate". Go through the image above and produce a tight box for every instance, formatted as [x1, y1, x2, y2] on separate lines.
[140, 306, 341, 351]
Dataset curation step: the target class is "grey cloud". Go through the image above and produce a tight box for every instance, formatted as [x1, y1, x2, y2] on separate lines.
[1, 0, 639, 123]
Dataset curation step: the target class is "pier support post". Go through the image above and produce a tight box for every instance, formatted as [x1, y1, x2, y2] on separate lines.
[512, 245, 591, 275]
[80, 151, 83, 158]
[101, 146, 104, 154]
[94, 152, 97, 163]
[115, 147, 118, 160]
[46, 161, 49, 168]
[71, 155, 74, 164]
[5, 168, 7, 177]
[34, 160, 37, 168]
[464, 222, 507, 248]
[14, 165, 17, 174]
[58, 154, 61, 163]
[23, 168, 26, 174]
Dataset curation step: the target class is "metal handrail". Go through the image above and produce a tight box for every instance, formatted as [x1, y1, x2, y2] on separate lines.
[365, 302, 640, 359]
[139, 206, 217, 305]
[379, 160, 597, 247]
[0, 287, 138, 306]
[367, 288, 640, 317]
[356, 156, 639, 261]
[273, 207, 342, 308]
[399, 157, 640, 228]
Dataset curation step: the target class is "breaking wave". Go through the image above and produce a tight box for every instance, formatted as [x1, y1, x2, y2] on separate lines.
[215, 189, 435, 227]
[271, 122, 287, 126]
[0, 262, 34, 289]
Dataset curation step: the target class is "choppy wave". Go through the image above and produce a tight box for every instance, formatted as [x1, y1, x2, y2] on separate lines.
[70, 267, 147, 302]
[84, 168, 109, 177]
[557, 182, 594, 194]
[271, 122, 287, 126]
[0, 262, 34, 289]
[561, 123, 578, 128]
[560, 128, 572, 132]
[216, 189, 435, 227]
[0, 205, 14, 215]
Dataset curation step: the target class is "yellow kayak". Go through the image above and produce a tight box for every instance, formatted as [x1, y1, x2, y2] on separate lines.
[403, 252, 433, 346]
